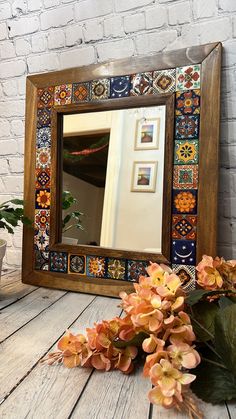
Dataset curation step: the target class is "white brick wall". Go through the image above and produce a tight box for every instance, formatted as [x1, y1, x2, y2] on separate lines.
[0, 0, 236, 268]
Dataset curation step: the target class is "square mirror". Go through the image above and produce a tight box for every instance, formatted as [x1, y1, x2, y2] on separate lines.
[22, 42, 222, 297]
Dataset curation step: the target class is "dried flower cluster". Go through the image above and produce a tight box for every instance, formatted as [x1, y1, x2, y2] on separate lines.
[196, 255, 236, 290]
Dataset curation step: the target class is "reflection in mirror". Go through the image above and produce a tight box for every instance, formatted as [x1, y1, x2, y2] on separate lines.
[62, 106, 166, 253]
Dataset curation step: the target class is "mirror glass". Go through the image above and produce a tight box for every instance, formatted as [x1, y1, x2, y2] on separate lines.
[61, 105, 166, 253]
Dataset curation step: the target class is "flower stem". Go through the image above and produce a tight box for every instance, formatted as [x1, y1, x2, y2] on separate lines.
[201, 356, 228, 370]
[189, 315, 214, 340]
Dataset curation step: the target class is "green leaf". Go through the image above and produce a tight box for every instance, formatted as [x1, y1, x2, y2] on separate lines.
[215, 304, 236, 377]
[185, 289, 210, 305]
[113, 332, 149, 348]
[7, 199, 24, 205]
[191, 359, 236, 403]
[218, 296, 234, 310]
[0, 211, 19, 227]
[190, 301, 219, 342]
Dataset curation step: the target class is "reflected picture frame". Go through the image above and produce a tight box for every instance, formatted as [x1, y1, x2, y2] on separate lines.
[135, 118, 160, 150]
[131, 161, 157, 192]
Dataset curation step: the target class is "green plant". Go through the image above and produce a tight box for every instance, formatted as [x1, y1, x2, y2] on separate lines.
[0, 199, 31, 234]
[62, 191, 84, 234]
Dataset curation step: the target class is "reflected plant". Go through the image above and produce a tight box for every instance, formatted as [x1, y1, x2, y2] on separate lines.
[62, 191, 84, 234]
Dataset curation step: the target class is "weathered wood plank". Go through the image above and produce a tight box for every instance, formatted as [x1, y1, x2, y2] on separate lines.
[0, 292, 95, 400]
[0, 287, 67, 342]
[0, 296, 121, 418]
[71, 364, 151, 419]
[0, 269, 18, 282]
[152, 397, 230, 418]
[0, 280, 37, 310]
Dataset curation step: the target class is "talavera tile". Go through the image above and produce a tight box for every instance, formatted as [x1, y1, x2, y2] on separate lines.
[110, 76, 131, 98]
[173, 165, 198, 189]
[69, 254, 86, 274]
[49, 251, 68, 273]
[37, 87, 54, 108]
[174, 140, 199, 165]
[176, 65, 201, 91]
[175, 115, 199, 139]
[37, 108, 51, 128]
[35, 250, 49, 271]
[36, 127, 51, 149]
[172, 264, 196, 291]
[130, 72, 153, 96]
[36, 148, 51, 169]
[172, 239, 196, 266]
[86, 256, 106, 277]
[90, 79, 110, 100]
[153, 69, 176, 94]
[72, 82, 90, 102]
[34, 229, 49, 252]
[35, 168, 50, 189]
[172, 215, 197, 240]
[35, 209, 50, 231]
[175, 90, 200, 116]
[107, 258, 126, 280]
[127, 260, 148, 282]
[35, 189, 50, 209]
[172, 189, 198, 215]
[54, 84, 72, 106]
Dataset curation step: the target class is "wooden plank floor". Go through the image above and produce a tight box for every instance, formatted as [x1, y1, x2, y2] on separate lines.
[0, 270, 233, 419]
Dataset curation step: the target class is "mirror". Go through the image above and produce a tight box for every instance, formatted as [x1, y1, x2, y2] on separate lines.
[62, 105, 166, 253]
[22, 42, 222, 297]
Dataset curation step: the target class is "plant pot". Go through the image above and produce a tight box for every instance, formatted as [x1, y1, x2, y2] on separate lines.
[0, 239, 7, 281]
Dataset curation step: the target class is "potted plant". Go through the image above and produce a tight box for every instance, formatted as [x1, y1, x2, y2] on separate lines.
[62, 191, 84, 245]
[0, 199, 31, 280]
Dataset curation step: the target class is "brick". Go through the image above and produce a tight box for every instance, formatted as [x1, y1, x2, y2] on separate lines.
[222, 40, 236, 67]
[17, 139, 24, 154]
[168, 2, 191, 25]
[2, 80, 18, 97]
[221, 95, 236, 120]
[17, 77, 26, 96]
[8, 16, 39, 37]
[32, 33, 47, 52]
[28, 0, 43, 11]
[83, 20, 103, 42]
[43, 0, 60, 8]
[0, 100, 25, 117]
[219, 168, 235, 194]
[97, 39, 135, 61]
[218, 219, 236, 245]
[0, 178, 5, 193]
[221, 121, 236, 144]
[135, 30, 177, 54]
[220, 145, 236, 168]
[27, 53, 59, 73]
[0, 41, 15, 59]
[166, 24, 200, 50]
[11, 120, 24, 136]
[48, 30, 65, 49]
[219, 0, 236, 12]
[115, 0, 153, 13]
[9, 157, 24, 173]
[217, 245, 236, 260]
[124, 13, 145, 33]
[0, 120, 10, 138]
[145, 6, 167, 29]
[3, 176, 24, 193]
[75, 0, 113, 21]
[65, 25, 83, 46]
[0, 159, 9, 175]
[40, 6, 74, 30]
[223, 197, 236, 218]
[0, 140, 18, 155]
[0, 3, 12, 20]
[0, 23, 7, 41]
[198, 17, 231, 44]
[12, 0, 27, 16]
[193, 0, 217, 19]
[60, 46, 95, 69]
[15, 38, 31, 56]
[221, 68, 235, 95]
[0, 60, 26, 78]
[104, 16, 125, 38]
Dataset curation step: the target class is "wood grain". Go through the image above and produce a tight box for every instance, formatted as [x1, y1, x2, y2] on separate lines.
[197, 42, 222, 260]
[0, 292, 94, 399]
[152, 398, 229, 419]
[0, 296, 121, 418]
[0, 287, 66, 342]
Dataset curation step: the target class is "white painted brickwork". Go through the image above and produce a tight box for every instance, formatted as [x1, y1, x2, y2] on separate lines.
[0, 0, 236, 267]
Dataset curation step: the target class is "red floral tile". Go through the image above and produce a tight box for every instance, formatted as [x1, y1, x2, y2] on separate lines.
[176, 65, 201, 91]
[173, 165, 198, 189]
[54, 84, 72, 106]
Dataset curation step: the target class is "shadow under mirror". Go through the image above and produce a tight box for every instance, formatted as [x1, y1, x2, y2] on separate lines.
[61, 105, 166, 253]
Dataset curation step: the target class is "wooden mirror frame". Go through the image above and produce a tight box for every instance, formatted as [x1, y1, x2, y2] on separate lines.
[22, 42, 222, 297]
